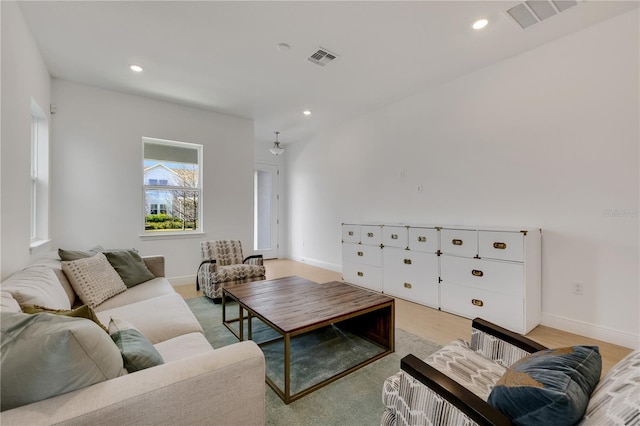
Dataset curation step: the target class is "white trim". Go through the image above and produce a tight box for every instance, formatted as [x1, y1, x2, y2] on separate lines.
[286, 255, 342, 273]
[541, 312, 640, 350]
[139, 232, 205, 241]
[169, 275, 196, 287]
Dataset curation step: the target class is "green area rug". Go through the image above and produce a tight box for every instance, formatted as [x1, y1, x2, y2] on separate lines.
[186, 296, 441, 426]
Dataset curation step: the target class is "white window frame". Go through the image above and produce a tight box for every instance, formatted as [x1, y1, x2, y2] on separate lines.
[141, 137, 203, 238]
[30, 99, 50, 250]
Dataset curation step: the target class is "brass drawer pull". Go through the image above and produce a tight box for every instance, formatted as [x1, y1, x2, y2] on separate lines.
[348, 231, 354, 236]
[391, 234, 398, 240]
[417, 236, 427, 242]
[493, 242, 507, 249]
[471, 299, 484, 307]
[471, 269, 484, 277]
[404, 259, 412, 265]
[452, 239, 463, 246]
[404, 283, 412, 289]
[357, 271, 363, 277]
[367, 232, 374, 238]
[357, 251, 364, 256]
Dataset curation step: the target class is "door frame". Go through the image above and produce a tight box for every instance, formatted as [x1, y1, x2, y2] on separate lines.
[253, 162, 279, 259]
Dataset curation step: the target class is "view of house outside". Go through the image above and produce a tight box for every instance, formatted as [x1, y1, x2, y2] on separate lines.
[143, 160, 199, 232]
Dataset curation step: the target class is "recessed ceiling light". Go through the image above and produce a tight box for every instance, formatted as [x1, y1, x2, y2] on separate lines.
[303, 110, 311, 116]
[130, 64, 143, 72]
[472, 19, 489, 30]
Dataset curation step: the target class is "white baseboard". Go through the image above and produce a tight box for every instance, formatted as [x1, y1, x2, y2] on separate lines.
[287, 255, 342, 273]
[168, 275, 196, 287]
[541, 313, 640, 350]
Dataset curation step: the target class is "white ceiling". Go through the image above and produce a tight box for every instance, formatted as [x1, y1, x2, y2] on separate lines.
[18, 1, 638, 147]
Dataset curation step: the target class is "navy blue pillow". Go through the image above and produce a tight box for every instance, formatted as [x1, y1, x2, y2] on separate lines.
[488, 346, 602, 426]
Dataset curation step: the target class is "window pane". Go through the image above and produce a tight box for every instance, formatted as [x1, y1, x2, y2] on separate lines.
[145, 189, 199, 232]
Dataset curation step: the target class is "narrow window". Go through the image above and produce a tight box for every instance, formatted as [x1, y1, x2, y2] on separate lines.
[30, 99, 49, 247]
[143, 138, 202, 234]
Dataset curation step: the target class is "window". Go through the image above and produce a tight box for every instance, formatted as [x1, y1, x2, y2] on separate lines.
[30, 99, 49, 247]
[143, 137, 202, 234]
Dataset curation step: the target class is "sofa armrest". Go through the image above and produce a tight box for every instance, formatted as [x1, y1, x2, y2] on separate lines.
[0, 341, 265, 426]
[401, 354, 512, 426]
[470, 318, 547, 367]
[143, 255, 165, 278]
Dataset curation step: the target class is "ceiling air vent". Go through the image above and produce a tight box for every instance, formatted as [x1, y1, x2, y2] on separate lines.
[307, 48, 338, 66]
[506, 0, 578, 30]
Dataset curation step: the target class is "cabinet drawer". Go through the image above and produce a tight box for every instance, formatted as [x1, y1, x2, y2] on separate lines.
[342, 224, 360, 243]
[382, 226, 408, 248]
[360, 225, 382, 246]
[383, 249, 439, 308]
[342, 262, 382, 292]
[343, 243, 382, 267]
[440, 283, 524, 333]
[408, 227, 439, 253]
[479, 231, 523, 262]
[440, 229, 477, 257]
[441, 255, 524, 297]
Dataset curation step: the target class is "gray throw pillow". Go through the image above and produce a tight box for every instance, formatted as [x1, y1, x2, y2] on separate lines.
[103, 250, 155, 288]
[108, 318, 164, 372]
[0, 312, 125, 411]
[58, 247, 101, 261]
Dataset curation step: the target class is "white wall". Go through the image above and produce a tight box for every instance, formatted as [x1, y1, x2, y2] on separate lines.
[286, 11, 639, 348]
[1, 1, 52, 279]
[50, 80, 255, 281]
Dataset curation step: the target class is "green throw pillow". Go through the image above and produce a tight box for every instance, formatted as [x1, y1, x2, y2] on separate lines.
[0, 312, 124, 411]
[488, 346, 602, 426]
[58, 247, 101, 261]
[21, 304, 108, 333]
[108, 318, 164, 373]
[103, 250, 155, 288]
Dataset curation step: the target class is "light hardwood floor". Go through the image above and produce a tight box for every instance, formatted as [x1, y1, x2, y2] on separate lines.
[175, 258, 632, 374]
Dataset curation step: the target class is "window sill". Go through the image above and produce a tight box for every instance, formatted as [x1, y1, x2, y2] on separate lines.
[30, 239, 52, 254]
[138, 232, 205, 241]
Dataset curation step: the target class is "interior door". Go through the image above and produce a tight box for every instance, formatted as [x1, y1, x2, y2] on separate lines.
[254, 163, 279, 259]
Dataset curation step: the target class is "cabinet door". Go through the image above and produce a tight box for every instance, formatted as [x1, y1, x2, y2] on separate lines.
[360, 225, 382, 246]
[342, 224, 360, 243]
[342, 243, 382, 267]
[440, 283, 525, 333]
[383, 248, 439, 308]
[382, 226, 408, 248]
[408, 227, 439, 253]
[478, 231, 524, 262]
[440, 255, 524, 297]
[342, 261, 382, 292]
[440, 229, 477, 257]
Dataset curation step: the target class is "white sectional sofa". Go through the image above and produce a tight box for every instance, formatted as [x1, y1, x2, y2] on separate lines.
[0, 252, 265, 426]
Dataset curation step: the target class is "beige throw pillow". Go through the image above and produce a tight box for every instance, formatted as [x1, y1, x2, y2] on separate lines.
[62, 253, 127, 308]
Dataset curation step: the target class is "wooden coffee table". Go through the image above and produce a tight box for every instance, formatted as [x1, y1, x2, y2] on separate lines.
[222, 276, 395, 404]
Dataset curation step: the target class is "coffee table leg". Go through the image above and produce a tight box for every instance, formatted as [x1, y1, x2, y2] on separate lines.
[239, 305, 244, 341]
[284, 333, 291, 403]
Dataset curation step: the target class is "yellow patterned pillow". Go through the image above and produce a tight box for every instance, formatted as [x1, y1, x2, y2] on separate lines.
[62, 253, 127, 308]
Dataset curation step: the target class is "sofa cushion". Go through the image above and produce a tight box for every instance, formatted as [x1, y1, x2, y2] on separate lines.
[1, 266, 71, 310]
[94, 277, 176, 311]
[424, 339, 506, 401]
[1, 291, 22, 313]
[488, 346, 602, 426]
[103, 250, 155, 288]
[108, 318, 164, 372]
[62, 253, 127, 308]
[22, 304, 108, 333]
[96, 293, 203, 344]
[580, 349, 640, 425]
[0, 312, 125, 411]
[154, 332, 214, 363]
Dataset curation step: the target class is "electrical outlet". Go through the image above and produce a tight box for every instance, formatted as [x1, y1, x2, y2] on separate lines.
[573, 282, 584, 296]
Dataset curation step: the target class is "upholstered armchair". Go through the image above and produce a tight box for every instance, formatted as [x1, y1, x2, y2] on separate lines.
[196, 240, 265, 302]
[382, 318, 638, 426]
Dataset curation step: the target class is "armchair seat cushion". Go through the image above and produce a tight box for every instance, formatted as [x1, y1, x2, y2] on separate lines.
[424, 339, 506, 401]
[214, 264, 266, 283]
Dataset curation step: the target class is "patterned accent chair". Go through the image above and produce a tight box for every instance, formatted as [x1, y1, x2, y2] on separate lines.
[196, 240, 265, 302]
[382, 318, 640, 426]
